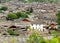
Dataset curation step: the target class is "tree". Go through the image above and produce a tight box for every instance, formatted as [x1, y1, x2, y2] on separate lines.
[7, 13, 18, 19]
[26, 31, 49, 43]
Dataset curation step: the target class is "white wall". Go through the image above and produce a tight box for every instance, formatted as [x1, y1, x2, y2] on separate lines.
[30, 24, 46, 32]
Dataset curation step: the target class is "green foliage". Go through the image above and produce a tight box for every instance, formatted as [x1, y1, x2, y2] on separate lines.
[19, 0, 26, 2]
[16, 12, 29, 18]
[58, 27, 60, 29]
[26, 30, 60, 43]
[25, 11, 30, 14]
[26, 31, 49, 43]
[0, 10, 2, 13]
[7, 11, 30, 20]
[37, 0, 47, 2]
[7, 13, 18, 19]
[56, 11, 60, 16]
[26, 25, 31, 30]
[15, 12, 22, 18]
[57, 20, 60, 25]
[56, 10, 60, 25]
[21, 12, 28, 18]
[7, 28, 15, 35]
[50, 38, 59, 43]
[50, 36, 60, 43]
[49, 0, 58, 3]
[0, 6, 8, 11]
[50, 30, 58, 36]
[0, 0, 1, 3]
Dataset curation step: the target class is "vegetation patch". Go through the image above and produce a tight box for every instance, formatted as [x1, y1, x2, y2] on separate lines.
[7, 28, 15, 35]
[26, 30, 60, 43]
[56, 10, 60, 25]
[0, 6, 8, 11]
[7, 11, 31, 20]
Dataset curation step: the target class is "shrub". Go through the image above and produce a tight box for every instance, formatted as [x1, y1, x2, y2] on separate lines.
[0, 6, 8, 11]
[58, 27, 60, 29]
[26, 31, 49, 43]
[50, 36, 60, 43]
[0, 10, 2, 13]
[7, 13, 18, 19]
[56, 11, 60, 25]
[7, 11, 30, 20]
[49, 0, 57, 3]
[7, 28, 15, 35]
[56, 11, 60, 16]
[50, 30, 58, 36]
[21, 12, 28, 18]
[16, 12, 29, 18]
[15, 12, 22, 18]
[26, 25, 31, 29]
[50, 37, 58, 43]
[57, 20, 60, 25]
[25, 11, 30, 15]
[0, 0, 1, 3]
[26, 30, 60, 43]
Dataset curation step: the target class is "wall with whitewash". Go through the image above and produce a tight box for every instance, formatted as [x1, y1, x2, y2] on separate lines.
[30, 24, 46, 32]
[30, 24, 58, 32]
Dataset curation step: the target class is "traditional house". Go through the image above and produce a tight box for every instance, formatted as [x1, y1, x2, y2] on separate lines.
[30, 19, 48, 32]
[30, 24, 48, 32]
